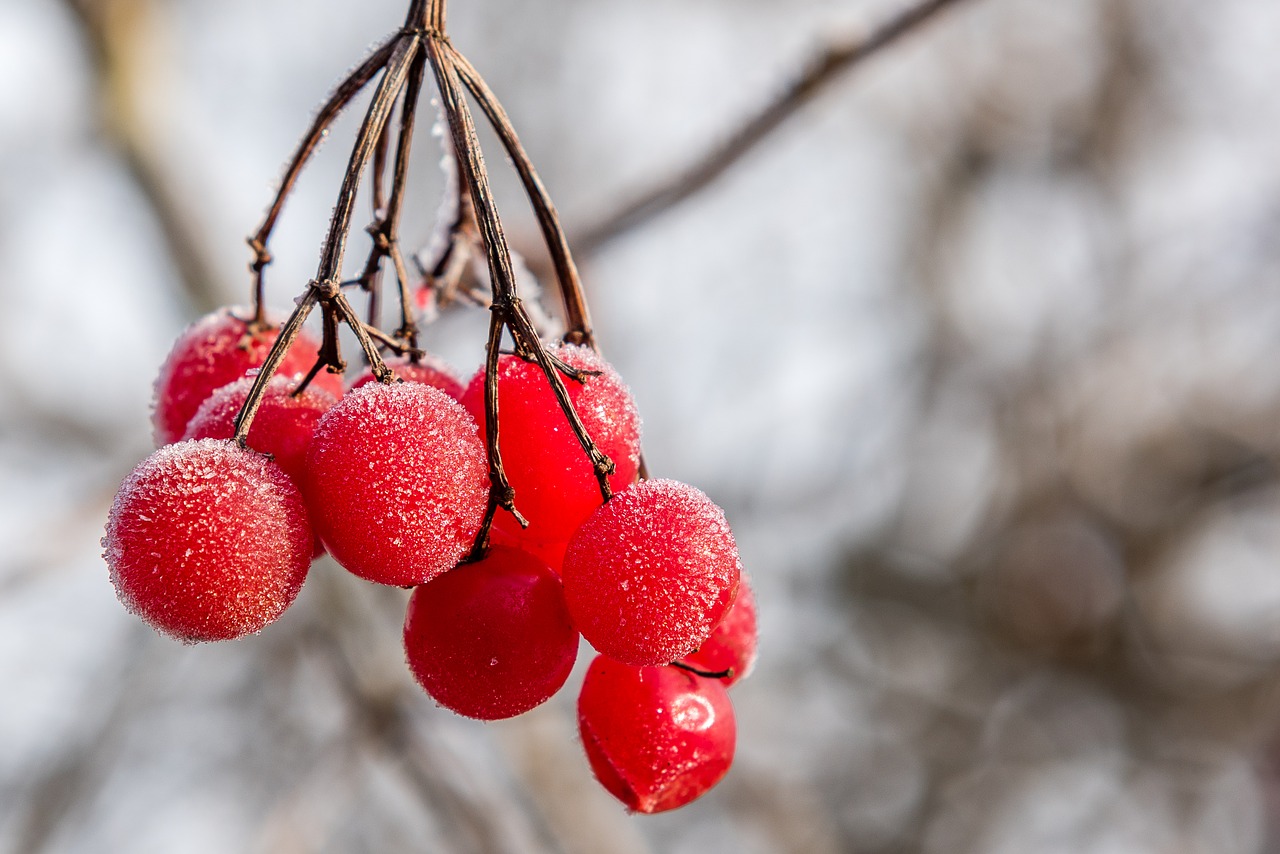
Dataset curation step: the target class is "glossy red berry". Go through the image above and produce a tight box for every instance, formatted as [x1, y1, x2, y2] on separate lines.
[303, 382, 488, 586]
[152, 307, 342, 445]
[103, 439, 312, 642]
[578, 655, 736, 814]
[349, 354, 465, 400]
[682, 575, 757, 686]
[562, 479, 740, 666]
[403, 546, 578, 720]
[181, 375, 336, 486]
[489, 525, 570, 575]
[460, 345, 641, 544]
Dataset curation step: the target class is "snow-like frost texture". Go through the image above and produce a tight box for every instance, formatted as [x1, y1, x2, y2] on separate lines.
[403, 546, 578, 720]
[102, 439, 313, 642]
[348, 353, 465, 400]
[182, 375, 336, 486]
[460, 344, 642, 544]
[682, 574, 758, 686]
[577, 655, 736, 814]
[151, 306, 342, 446]
[304, 382, 489, 586]
[562, 479, 741, 666]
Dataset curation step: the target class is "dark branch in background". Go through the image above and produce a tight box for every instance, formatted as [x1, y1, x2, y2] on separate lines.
[62, 0, 226, 314]
[573, 0, 976, 257]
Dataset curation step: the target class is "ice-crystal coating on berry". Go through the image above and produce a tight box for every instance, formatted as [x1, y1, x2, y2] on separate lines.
[403, 546, 578, 720]
[682, 575, 757, 686]
[460, 345, 641, 543]
[151, 307, 341, 445]
[349, 354, 465, 400]
[304, 382, 488, 586]
[103, 439, 313, 642]
[562, 479, 740, 666]
[578, 655, 736, 814]
[182, 375, 336, 486]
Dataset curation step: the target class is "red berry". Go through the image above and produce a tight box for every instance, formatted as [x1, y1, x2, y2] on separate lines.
[460, 345, 641, 543]
[489, 525, 570, 575]
[403, 546, 578, 720]
[182, 375, 336, 486]
[681, 575, 757, 686]
[562, 479, 740, 666]
[303, 382, 488, 586]
[102, 439, 312, 642]
[349, 354, 465, 400]
[578, 655, 736, 813]
[152, 307, 342, 446]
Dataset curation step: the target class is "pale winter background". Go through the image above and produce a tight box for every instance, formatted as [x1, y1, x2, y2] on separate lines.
[3, 0, 1280, 851]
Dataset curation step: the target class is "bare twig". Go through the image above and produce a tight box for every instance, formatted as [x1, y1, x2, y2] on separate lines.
[573, 0, 976, 256]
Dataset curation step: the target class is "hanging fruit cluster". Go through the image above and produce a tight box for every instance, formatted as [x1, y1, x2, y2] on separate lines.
[102, 0, 757, 814]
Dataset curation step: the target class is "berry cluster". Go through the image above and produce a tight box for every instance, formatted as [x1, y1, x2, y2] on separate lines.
[104, 306, 758, 813]
[103, 0, 758, 815]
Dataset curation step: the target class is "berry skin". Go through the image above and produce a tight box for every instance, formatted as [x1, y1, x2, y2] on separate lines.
[681, 575, 757, 687]
[349, 354, 465, 400]
[578, 655, 736, 813]
[403, 546, 578, 720]
[152, 307, 342, 446]
[561, 479, 741, 667]
[182, 375, 336, 487]
[303, 382, 488, 586]
[460, 345, 641, 544]
[489, 524, 570, 575]
[103, 439, 313, 642]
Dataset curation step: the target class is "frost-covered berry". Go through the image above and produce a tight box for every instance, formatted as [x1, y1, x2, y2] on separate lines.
[578, 655, 736, 813]
[682, 575, 757, 686]
[460, 345, 641, 544]
[349, 353, 465, 400]
[103, 439, 313, 642]
[562, 479, 740, 666]
[403, 546, 578, 720]
[152, 307, 341, 445]
[182, 375, 336, 486]
[304, 382, 488, 586]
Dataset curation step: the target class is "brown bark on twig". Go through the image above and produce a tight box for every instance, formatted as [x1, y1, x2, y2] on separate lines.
[573, 0, 978, 256]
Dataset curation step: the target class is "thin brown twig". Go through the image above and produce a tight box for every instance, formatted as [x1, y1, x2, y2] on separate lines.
[233, 31, 423, 443]
[427, 34, 617, 540]
[247, 38, 398, 325]
[573, 0, 976, 256]
[447, 45, 595, 348]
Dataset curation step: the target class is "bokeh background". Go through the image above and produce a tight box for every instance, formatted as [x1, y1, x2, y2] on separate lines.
[5, 0, 1280, 851]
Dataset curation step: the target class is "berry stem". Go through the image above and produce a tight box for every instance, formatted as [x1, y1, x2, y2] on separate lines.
[672, 661, 734, 681]
[235, 27, 422, 440]
[246, 37, 398, 326]
[446, 45, 595, 349]
[425, 34, 617, 515]
[356, 49, 428, 356]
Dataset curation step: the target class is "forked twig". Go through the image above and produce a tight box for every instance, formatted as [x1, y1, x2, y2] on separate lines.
[230, 0, 617, 559]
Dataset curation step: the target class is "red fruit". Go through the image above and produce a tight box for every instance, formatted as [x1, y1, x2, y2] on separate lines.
[349, 354, 465, 400]
[489, 525, 570, 575]
[460, 345, 641, 544]
[102, 439, 312, 642]
[562, 479, 740, 666]
[152, 307, 342, 446]
[403, 546, 578, 720]
[578, 655, 736, 813]
[182, 375, 336, 486]
[682, 576, 758, 686]
[304, 382, 488, 586]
